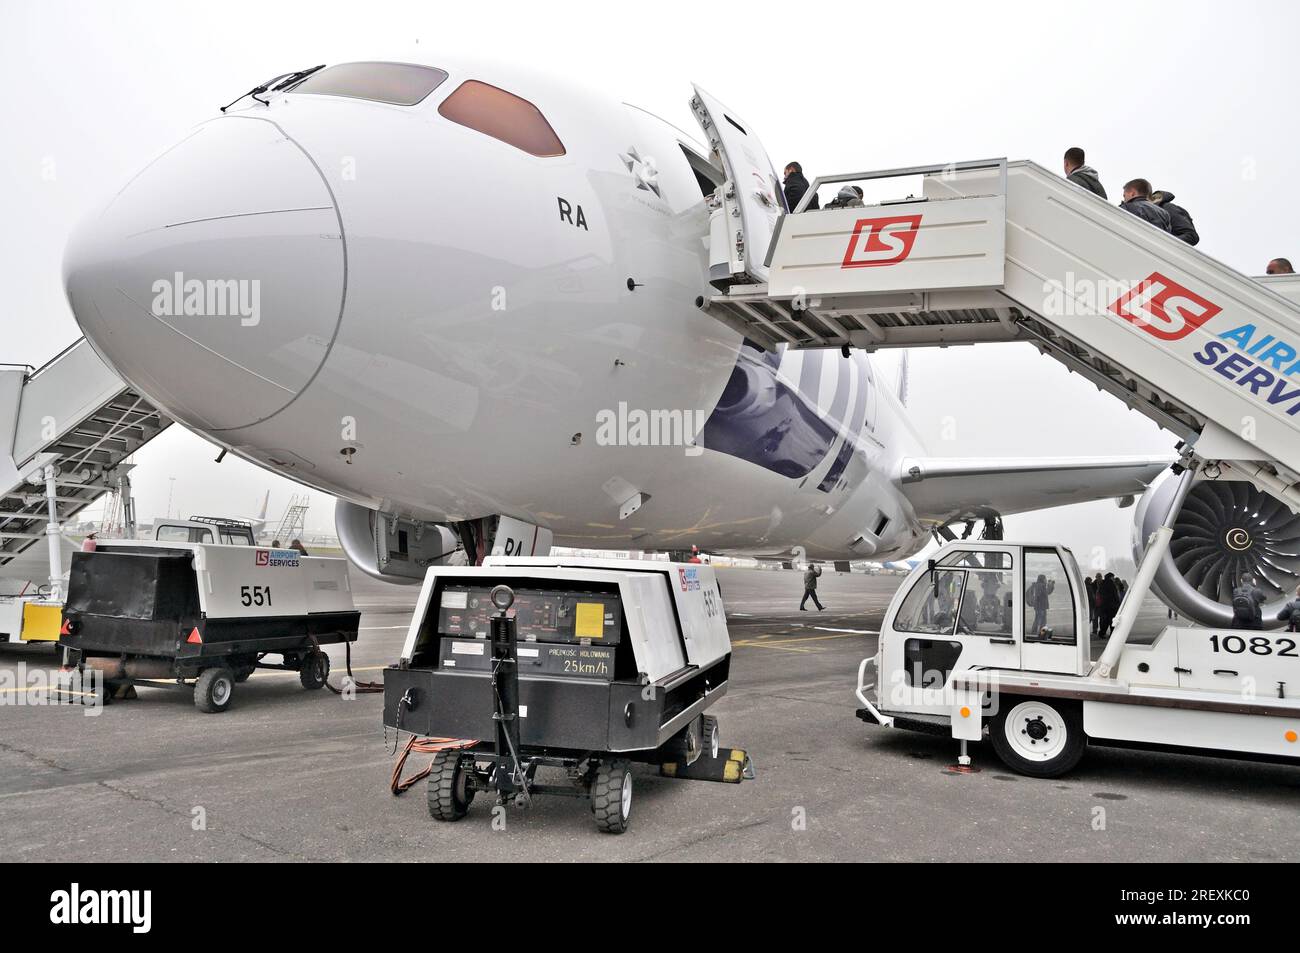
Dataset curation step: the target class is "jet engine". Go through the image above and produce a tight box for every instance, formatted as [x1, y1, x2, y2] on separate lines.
[335, 500, 463, 584]
[1133, 471, 1300, 628]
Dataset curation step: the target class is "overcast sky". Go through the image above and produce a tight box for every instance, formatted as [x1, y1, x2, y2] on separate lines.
[3, 0, 1294, 558]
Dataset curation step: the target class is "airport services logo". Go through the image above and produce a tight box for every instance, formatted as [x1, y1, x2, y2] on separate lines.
[255, 549, 300, 568]
[678, 566, 701, 592]
[50, 883, 151, 933]
[1108, 272, 1221, 341]
[841, 214, 923, 268]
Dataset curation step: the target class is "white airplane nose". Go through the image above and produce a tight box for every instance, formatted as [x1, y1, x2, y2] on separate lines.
[64, 117, 345, 432]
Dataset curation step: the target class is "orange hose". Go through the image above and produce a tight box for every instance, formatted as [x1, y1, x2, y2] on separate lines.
[390, 735, 477, 795]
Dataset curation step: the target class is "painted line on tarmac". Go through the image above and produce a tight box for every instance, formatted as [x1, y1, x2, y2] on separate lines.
[730, 640, 816, 653]
[0, 685, 97, 697]
[811, 626, 878, 635]
[731, 631, 866, 652]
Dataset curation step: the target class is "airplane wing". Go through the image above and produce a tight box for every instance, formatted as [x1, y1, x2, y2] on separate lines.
[898, 455, 1175, 528]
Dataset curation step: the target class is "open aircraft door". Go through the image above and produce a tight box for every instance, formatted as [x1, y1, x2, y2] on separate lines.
[689, 84, 783, 287]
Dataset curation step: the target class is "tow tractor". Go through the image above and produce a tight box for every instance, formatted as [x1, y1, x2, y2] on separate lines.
[856, 460, 1300, 777]
[384, 556, 741, 833]
[60, 539, 359, 712]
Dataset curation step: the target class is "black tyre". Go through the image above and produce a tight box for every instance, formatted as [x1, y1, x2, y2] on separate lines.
[94, 677, 117, 707]
[194, 667, 235, 713]
[590, 759, 633, 834]
[234, 663, 257, 683]
[299, 650, 329, 690]
[989, 696, 1086, 778]
[701, 714, 721, 759]
[426, 750, 474, 821]
[665, 716, 703, 766]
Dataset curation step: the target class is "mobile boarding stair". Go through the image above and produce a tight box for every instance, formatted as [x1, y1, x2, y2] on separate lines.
[685, 85, 1300, 768]
[698, 157, 1300, 513]
[0, 340, 171, 637]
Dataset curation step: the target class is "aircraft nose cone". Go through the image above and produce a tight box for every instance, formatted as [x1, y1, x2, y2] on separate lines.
[64, 117, 345, 431]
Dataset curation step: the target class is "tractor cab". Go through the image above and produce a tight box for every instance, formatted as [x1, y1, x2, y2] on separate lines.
[873, 542, 1090, 721]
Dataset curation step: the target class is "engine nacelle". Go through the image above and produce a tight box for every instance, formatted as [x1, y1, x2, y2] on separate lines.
[1133, 471, 1300, 628]
[334, 500, 463, 585]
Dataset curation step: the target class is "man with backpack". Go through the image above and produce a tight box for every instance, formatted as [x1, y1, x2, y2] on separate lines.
[1026, 573, 1056, 637]
[1231, 573, 1266, 630]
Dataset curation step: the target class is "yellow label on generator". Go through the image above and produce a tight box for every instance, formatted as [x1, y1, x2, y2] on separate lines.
[22, 602, 63, 642]
[574, 602, 605, 639]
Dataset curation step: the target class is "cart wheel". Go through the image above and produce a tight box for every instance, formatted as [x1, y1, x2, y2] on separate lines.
[990, 697, 1086, 778]
[427, 750, 474, 821]
[299, 650, 329, 690]
[234, 664, 257, 683]
[665, 717, 702, 766]
[194, 667, 235, 713]
[93, 677, 116, 707]
[591, 759, 633, 834]
[701, 714, 721, 759]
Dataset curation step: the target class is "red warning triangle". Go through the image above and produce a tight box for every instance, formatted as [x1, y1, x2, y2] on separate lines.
[186, 627, 203, 644]
[59, 619, 71, 635]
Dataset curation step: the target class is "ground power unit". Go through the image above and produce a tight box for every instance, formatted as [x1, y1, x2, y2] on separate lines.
[384, 556, 737, 833]
[59, 540, 360, 712]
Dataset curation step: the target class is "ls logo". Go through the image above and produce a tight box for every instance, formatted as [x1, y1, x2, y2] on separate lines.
[1109, 272, 1222, 341]
[841, 214, 923, 268]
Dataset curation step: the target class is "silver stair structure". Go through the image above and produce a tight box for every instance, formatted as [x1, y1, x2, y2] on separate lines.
[0, 339, 172, 576]
[272, 493, 310, 544]
[700, 158, 1300, 511]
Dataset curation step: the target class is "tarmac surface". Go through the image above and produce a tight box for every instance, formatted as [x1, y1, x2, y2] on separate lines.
[1, 567, 1295, 862]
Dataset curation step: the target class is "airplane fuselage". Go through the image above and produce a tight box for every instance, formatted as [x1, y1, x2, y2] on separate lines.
[64, 57, 932, 561]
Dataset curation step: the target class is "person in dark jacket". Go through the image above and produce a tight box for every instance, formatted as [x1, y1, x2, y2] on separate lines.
[1063, 147, 1107, 199]
[782, 161, 819, 213]
[1026, 573, 1056, 636]
[799, 563, 824, 610]
[1084, 573, 1097, 633]
[1096, 572, 1122, 638]
[1279, 585, 1300, 632]
[1267, 257, 1295, 275]
[825, 185, 865, 209]
[1119, 179, 1172, 232]
[1150, 190, 1199, 245]
[1231, 573, 1266, 630]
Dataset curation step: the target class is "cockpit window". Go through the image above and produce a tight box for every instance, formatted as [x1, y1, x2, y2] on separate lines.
[289, 62, 448, 106]
[437, 80, 565, 157]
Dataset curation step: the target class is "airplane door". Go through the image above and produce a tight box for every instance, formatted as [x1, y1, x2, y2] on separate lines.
[689, 85, 784, 286]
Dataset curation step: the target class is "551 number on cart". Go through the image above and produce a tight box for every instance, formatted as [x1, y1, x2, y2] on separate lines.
[240, 585, 273, 608]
